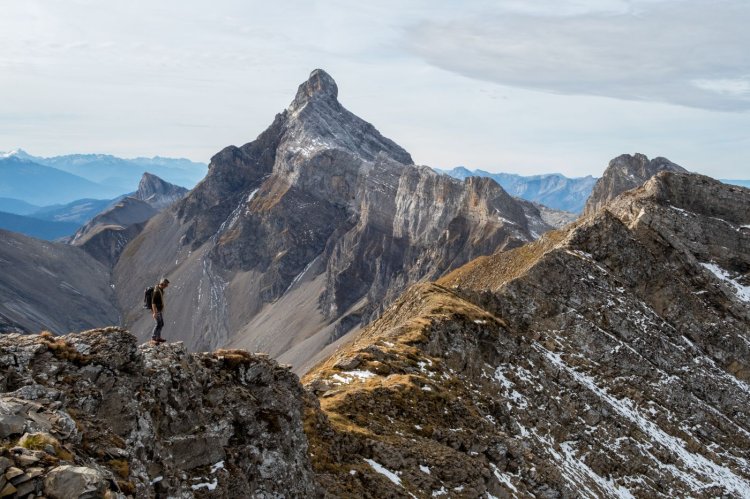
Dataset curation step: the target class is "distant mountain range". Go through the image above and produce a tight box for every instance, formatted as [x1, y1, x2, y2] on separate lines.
[0, 211, 79, 240]
[0, 149, 205, 205]
[436, 166, 597, 213]
[437, 166, 749, 214]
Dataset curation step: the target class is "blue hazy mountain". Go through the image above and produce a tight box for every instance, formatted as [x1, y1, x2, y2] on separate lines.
[31, 152, 205, 192]
[436, 166, 597, 213]
[722, 179, 750, 188]
[0, 155, 118, 205]
[0, 211, 79, 240]
[1, 149, 205, 206]
[31, 198, 122, 225]
[0, 197, 40, 216]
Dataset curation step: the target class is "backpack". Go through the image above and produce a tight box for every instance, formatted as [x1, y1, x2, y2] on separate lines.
[143, 286, 155, 309]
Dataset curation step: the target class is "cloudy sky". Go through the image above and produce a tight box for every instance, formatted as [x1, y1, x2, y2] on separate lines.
[2, 0, 749, 177]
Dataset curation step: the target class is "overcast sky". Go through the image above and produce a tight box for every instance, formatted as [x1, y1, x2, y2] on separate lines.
[2, 0, 749, 178]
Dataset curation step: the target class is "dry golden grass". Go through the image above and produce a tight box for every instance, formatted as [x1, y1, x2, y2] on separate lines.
[439, 227, 568, 290]
[39, 334, 91, 365]
[214, 349, 255, 368]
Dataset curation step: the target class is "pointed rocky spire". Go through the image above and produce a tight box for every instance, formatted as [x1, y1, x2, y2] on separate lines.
[290, 69, 339, 110]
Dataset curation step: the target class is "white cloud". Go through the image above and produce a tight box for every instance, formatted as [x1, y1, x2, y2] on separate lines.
[406, 0, 750, 111]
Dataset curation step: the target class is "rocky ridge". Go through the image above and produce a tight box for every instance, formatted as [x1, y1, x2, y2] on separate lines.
[583, 153, 687, 215]
[113, 69, 552, 368]
[302, 171, 750, 498]
[0, 328, 320, 498]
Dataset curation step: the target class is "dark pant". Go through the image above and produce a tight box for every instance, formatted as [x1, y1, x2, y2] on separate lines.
[152, 311, 164, 340]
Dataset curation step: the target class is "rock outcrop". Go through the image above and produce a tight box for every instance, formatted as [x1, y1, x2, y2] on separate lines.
[113, 69, 552, 369]
[303, 171, 750, 497]
[583, 153, 687, 215]
[0, 230, 119, 335]
[0, 328, 320, 498]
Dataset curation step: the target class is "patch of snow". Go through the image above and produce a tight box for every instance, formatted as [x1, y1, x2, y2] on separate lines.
[364, 458, 401, 486]
[421, 386, 432, 391]
[150, 476, 163, 485]
[700, 262, 750, 302]
[474, 319, 487, 324]
[349, 470, 357, 475]
[284, 255, 319, 294]
[432, 487, 448, 496]
[191, 478, 218, 491]
[211, 461, 224, 473]
[494, 367, 528, 408]
[490, 464, 518, 493]
[669, 205, 691, 216]
[420, 465, 431, 474]
[247, 188, 259, 203]
[542, 347, 750, 496]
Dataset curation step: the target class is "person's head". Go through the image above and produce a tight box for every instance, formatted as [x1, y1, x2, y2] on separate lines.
[159, 278, 170, 289]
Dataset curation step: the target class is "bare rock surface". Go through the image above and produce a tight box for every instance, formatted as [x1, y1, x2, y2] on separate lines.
[114, 69, 552, 367]
[583, 153, 687, 215]
[302, 171, 750, 498]
[0, 328, 320, 498]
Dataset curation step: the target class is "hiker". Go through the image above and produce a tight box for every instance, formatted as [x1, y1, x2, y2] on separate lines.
[151, 278, 170, 343]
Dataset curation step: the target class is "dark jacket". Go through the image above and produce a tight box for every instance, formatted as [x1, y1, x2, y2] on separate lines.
[152, 286, 165, 312]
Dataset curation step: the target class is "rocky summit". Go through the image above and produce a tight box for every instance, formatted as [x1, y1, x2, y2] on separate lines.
[583, 153, 687, 216]
[302, 171, 750, 498]
[113, 69, 552, 369]
[0, 328, 319, 498]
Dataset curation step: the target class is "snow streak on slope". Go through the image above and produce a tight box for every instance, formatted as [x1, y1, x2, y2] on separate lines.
[540, 346, 750, 497]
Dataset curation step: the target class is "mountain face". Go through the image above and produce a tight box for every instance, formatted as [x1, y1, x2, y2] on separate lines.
[0, 230, 119, 334]
[303, 171, 750, 497]
[439, 167, 597, 214]
[114, 69, 551, 369]
[583, 153, 687, 215]
[0, 329, 320, 498]
[70, 173, 187, 265]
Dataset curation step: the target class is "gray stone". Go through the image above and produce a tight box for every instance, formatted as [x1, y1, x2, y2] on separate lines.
[43, 466, 106, 499]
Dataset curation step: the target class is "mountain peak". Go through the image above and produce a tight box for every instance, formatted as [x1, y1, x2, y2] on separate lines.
[291, 69, 339, 110]
[584, 152, 687, 215]
[134, 172, 188, 210]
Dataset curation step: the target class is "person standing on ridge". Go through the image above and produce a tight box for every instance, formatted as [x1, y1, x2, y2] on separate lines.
[151, 278, 169, 344]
